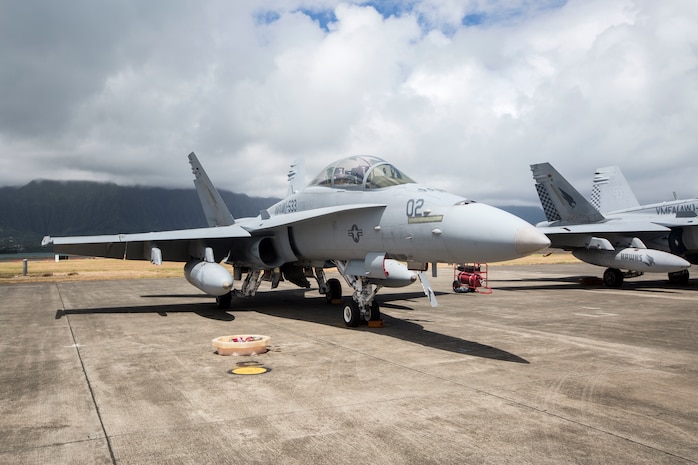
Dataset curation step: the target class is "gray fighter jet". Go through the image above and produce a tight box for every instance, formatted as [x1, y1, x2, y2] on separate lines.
[531, 162, 693, 287]
[42, 154, 550, 326]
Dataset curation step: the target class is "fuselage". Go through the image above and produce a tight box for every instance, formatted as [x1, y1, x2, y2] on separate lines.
[260, 183, 549, 265]
[605, 199, 698, 258]
[606, 198, 698, 219]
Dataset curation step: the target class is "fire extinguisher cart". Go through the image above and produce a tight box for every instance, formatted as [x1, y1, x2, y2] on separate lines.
[452, 263, 492, 294]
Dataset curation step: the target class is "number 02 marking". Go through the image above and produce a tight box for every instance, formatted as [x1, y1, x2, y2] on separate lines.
[406, 199, 424, 217]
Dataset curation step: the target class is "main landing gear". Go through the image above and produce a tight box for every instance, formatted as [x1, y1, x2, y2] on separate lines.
[602, 268, 625, 287]
[668, 269, 690, 285]
[215, 268, 275, 309]
[602, 268, 644, 287]
[216, 292, 232, 309]
[213, 264, 384, 327]
[602, 267, 690, 287]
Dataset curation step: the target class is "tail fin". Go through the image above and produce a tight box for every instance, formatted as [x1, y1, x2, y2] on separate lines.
[530, 162, 605, 224]
[287, 159, 304, 196]
[590, 166, 640, 214]
[188, 152, 235, 227]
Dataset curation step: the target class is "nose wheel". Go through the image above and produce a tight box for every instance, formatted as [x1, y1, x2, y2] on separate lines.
[327, 261, 384, 328]
[342, 299, 381, 327]
[342, 300, 361, 327]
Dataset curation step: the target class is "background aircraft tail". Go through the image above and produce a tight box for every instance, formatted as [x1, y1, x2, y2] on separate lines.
[287, 159, 304, 195]
[590, 166, 640, 214]
[530, 162, 605, 224]
[188, 152, 235, 227]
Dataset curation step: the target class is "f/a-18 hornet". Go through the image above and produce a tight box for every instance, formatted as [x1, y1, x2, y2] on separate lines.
[43, 154, 550, 326]
[531, 162, 693, 287]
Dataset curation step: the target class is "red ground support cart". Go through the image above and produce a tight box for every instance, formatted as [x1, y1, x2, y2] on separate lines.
[452, 263, 492, 294]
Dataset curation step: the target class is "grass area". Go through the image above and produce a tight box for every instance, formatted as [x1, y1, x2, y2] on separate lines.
[0, 250, 579, 284]
[492, 250, 581, 266]
[0, 257, 184, 283]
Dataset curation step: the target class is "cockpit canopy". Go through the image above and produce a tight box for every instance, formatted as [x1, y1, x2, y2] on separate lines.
[308, 155, 416, 190]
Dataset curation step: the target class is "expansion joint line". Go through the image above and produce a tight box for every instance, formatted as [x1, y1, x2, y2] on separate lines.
[55, 283, 117, 465]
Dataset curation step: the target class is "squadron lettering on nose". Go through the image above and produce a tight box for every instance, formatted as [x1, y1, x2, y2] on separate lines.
[348, 224, 363, 243]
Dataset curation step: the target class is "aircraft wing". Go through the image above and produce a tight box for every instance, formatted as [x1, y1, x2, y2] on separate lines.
[42, 224, 251, 262]
[42, 205, 386, 262]
[651, 218, 698, 228]
[538, 221, 671, 235]
[538, 221, 671, 250]
[244, 204, 386, 232]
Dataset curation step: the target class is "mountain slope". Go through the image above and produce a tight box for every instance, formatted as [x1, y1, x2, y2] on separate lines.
[0, 180, 278, 253]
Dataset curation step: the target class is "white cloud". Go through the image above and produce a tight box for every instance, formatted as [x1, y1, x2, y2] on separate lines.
[0, 0, 696, 205]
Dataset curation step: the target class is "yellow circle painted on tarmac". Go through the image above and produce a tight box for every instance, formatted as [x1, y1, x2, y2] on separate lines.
[231, 366, 269, 375]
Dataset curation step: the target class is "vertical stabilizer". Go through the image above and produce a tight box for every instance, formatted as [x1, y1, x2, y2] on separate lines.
[530, 163, 605, 224]
[590, 166, 640, 214]
[188, 152, 235, 227]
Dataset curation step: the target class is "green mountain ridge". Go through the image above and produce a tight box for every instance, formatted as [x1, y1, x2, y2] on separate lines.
[0, 180, 279, 253]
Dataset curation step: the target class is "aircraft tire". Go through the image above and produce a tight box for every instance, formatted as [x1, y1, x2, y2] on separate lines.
[342, 300, 360, 327]
[668, 269, 689, 285]
[216, 291, 232, 309]
[368, 300, 381, 321]
[326, 278, 342, 303]
[603, 268, 623, 288]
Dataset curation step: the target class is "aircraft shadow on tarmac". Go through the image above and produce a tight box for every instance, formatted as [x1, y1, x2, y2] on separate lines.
[55, 288, 528, 364]
[55, 302, 235, 321]
[232, 289, 527, 364]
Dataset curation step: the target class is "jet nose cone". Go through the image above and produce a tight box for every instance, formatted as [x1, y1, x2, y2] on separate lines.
[514, 224, 551, 256]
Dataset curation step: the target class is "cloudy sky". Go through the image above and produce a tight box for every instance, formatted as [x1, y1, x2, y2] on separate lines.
[1, 0, 697, 206]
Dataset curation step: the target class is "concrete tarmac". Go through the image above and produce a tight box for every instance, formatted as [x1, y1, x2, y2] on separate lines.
[1, 263, 696, 465]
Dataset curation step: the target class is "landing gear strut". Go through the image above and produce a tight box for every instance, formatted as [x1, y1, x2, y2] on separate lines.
[328, 261, 382, 327]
